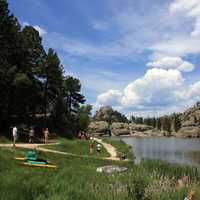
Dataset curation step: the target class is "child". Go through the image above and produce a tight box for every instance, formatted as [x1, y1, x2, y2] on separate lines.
[96, 143, 102, 154]
[89, 142, 94, 155]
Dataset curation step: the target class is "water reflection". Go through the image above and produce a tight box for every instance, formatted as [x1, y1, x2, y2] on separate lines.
[122, 137, 200, 166]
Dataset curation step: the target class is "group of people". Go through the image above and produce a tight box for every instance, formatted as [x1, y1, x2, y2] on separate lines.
[12, 126, 49, 147]
[77, 131, 91, 140]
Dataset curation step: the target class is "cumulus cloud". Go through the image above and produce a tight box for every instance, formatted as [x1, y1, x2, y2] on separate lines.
[96, 67, 200, 116]
[97, 68, 184, 108]
[97, 89, 122, 106]
[176, 81, 200, 101]
[146, 56, 195, 72]
[121, 68, 184, 107]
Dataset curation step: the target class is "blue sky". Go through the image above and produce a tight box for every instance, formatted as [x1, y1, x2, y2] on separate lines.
[9, 0, 200, 117]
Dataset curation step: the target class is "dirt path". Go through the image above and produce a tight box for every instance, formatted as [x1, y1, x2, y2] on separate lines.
[0, 143, 60, 148]
[93, 138, 120, 161]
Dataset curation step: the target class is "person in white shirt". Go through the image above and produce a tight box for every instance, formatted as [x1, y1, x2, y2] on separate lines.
[96, 143, 102, 154]
[12, 126, 18, 147]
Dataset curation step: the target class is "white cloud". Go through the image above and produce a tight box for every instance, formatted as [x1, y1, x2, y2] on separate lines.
[170, 0, 200, 38]
[96, 67, 200, 116]
[148, 0, 200, 58]
[97, 68, 184, 108]
[176, 81, 200, 101]
[121, 68, 184, 107]
[97, 89, 122, 106]
[150, 37, 200, 57]
[146, 56, 195, 72]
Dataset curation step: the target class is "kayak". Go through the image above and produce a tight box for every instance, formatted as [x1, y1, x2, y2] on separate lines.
[14, 157, 26, 161]
[14, 157, 57, 169]
[20, 162, 57, 169]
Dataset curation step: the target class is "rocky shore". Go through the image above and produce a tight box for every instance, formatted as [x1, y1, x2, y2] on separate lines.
[88, 121, 200, 138]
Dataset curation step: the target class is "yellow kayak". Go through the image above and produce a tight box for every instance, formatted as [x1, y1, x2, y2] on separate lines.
[20, 162, 57, 169]
[14, 157, 57, 169]
[14, 157, 26, 161]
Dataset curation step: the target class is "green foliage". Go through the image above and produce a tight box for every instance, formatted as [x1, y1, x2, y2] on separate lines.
[77, 104, 92, 131]
[63, 76, 85, 114]
[173, 114, 181, 132]
[135, 117, 144, 124]
[156, 118, 161, 130]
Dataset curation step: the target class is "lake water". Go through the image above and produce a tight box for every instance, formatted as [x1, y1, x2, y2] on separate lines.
[122, 137, 200, 166]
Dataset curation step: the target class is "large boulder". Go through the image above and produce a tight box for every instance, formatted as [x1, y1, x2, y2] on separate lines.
[129, 123, 153, 134]
[111, 122, 130, 136]
[177, 126, 200, 138]
[94, 106, 128, 123]
[88, 121, 109, 134]
[96, 165, 127, 173]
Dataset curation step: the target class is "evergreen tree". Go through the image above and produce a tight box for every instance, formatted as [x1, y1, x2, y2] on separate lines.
[63, 76, 85, 115]
[156, 118, 161, 130]
[0, 0, 21, 129]
[174, 114, 181, 132]
[135, 117, 143, 124]
[130, 116, 136, 123]
[77, 104, 92, 131]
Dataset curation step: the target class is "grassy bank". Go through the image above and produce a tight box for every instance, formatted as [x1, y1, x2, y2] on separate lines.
[0, 136, 11, 143]
[45, 138, 110, 157]
[1, 139, 200, 200]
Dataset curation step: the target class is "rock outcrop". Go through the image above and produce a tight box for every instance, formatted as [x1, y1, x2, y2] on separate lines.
[177, 126, 200, 138]
[94, 106, 128, 123]
[129, 123, 153, 134]
[111, 123, 130, 136]
[88, 121, 109, 134]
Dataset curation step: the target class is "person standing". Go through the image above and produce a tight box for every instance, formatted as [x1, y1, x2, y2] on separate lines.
[12, 126, 18, 147]
[44, 128, 49, 144]
[89, 142, 94, 155]
[29, 127, 35, 144]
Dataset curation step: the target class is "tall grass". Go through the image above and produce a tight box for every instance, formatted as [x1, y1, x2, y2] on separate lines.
[1, 146, 200, 200]
[141, 159, 200, 180]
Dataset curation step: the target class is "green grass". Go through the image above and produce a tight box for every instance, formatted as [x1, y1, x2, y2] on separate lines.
[0, 136, 11, 143]
[1, 141, 200, 200]
[45, 138, 110, 158]
[103, 138, 134, 160]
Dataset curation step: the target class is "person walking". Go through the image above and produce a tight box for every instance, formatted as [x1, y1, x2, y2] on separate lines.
[12, 126, 18, 147]
[96, 143, 102, 155]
